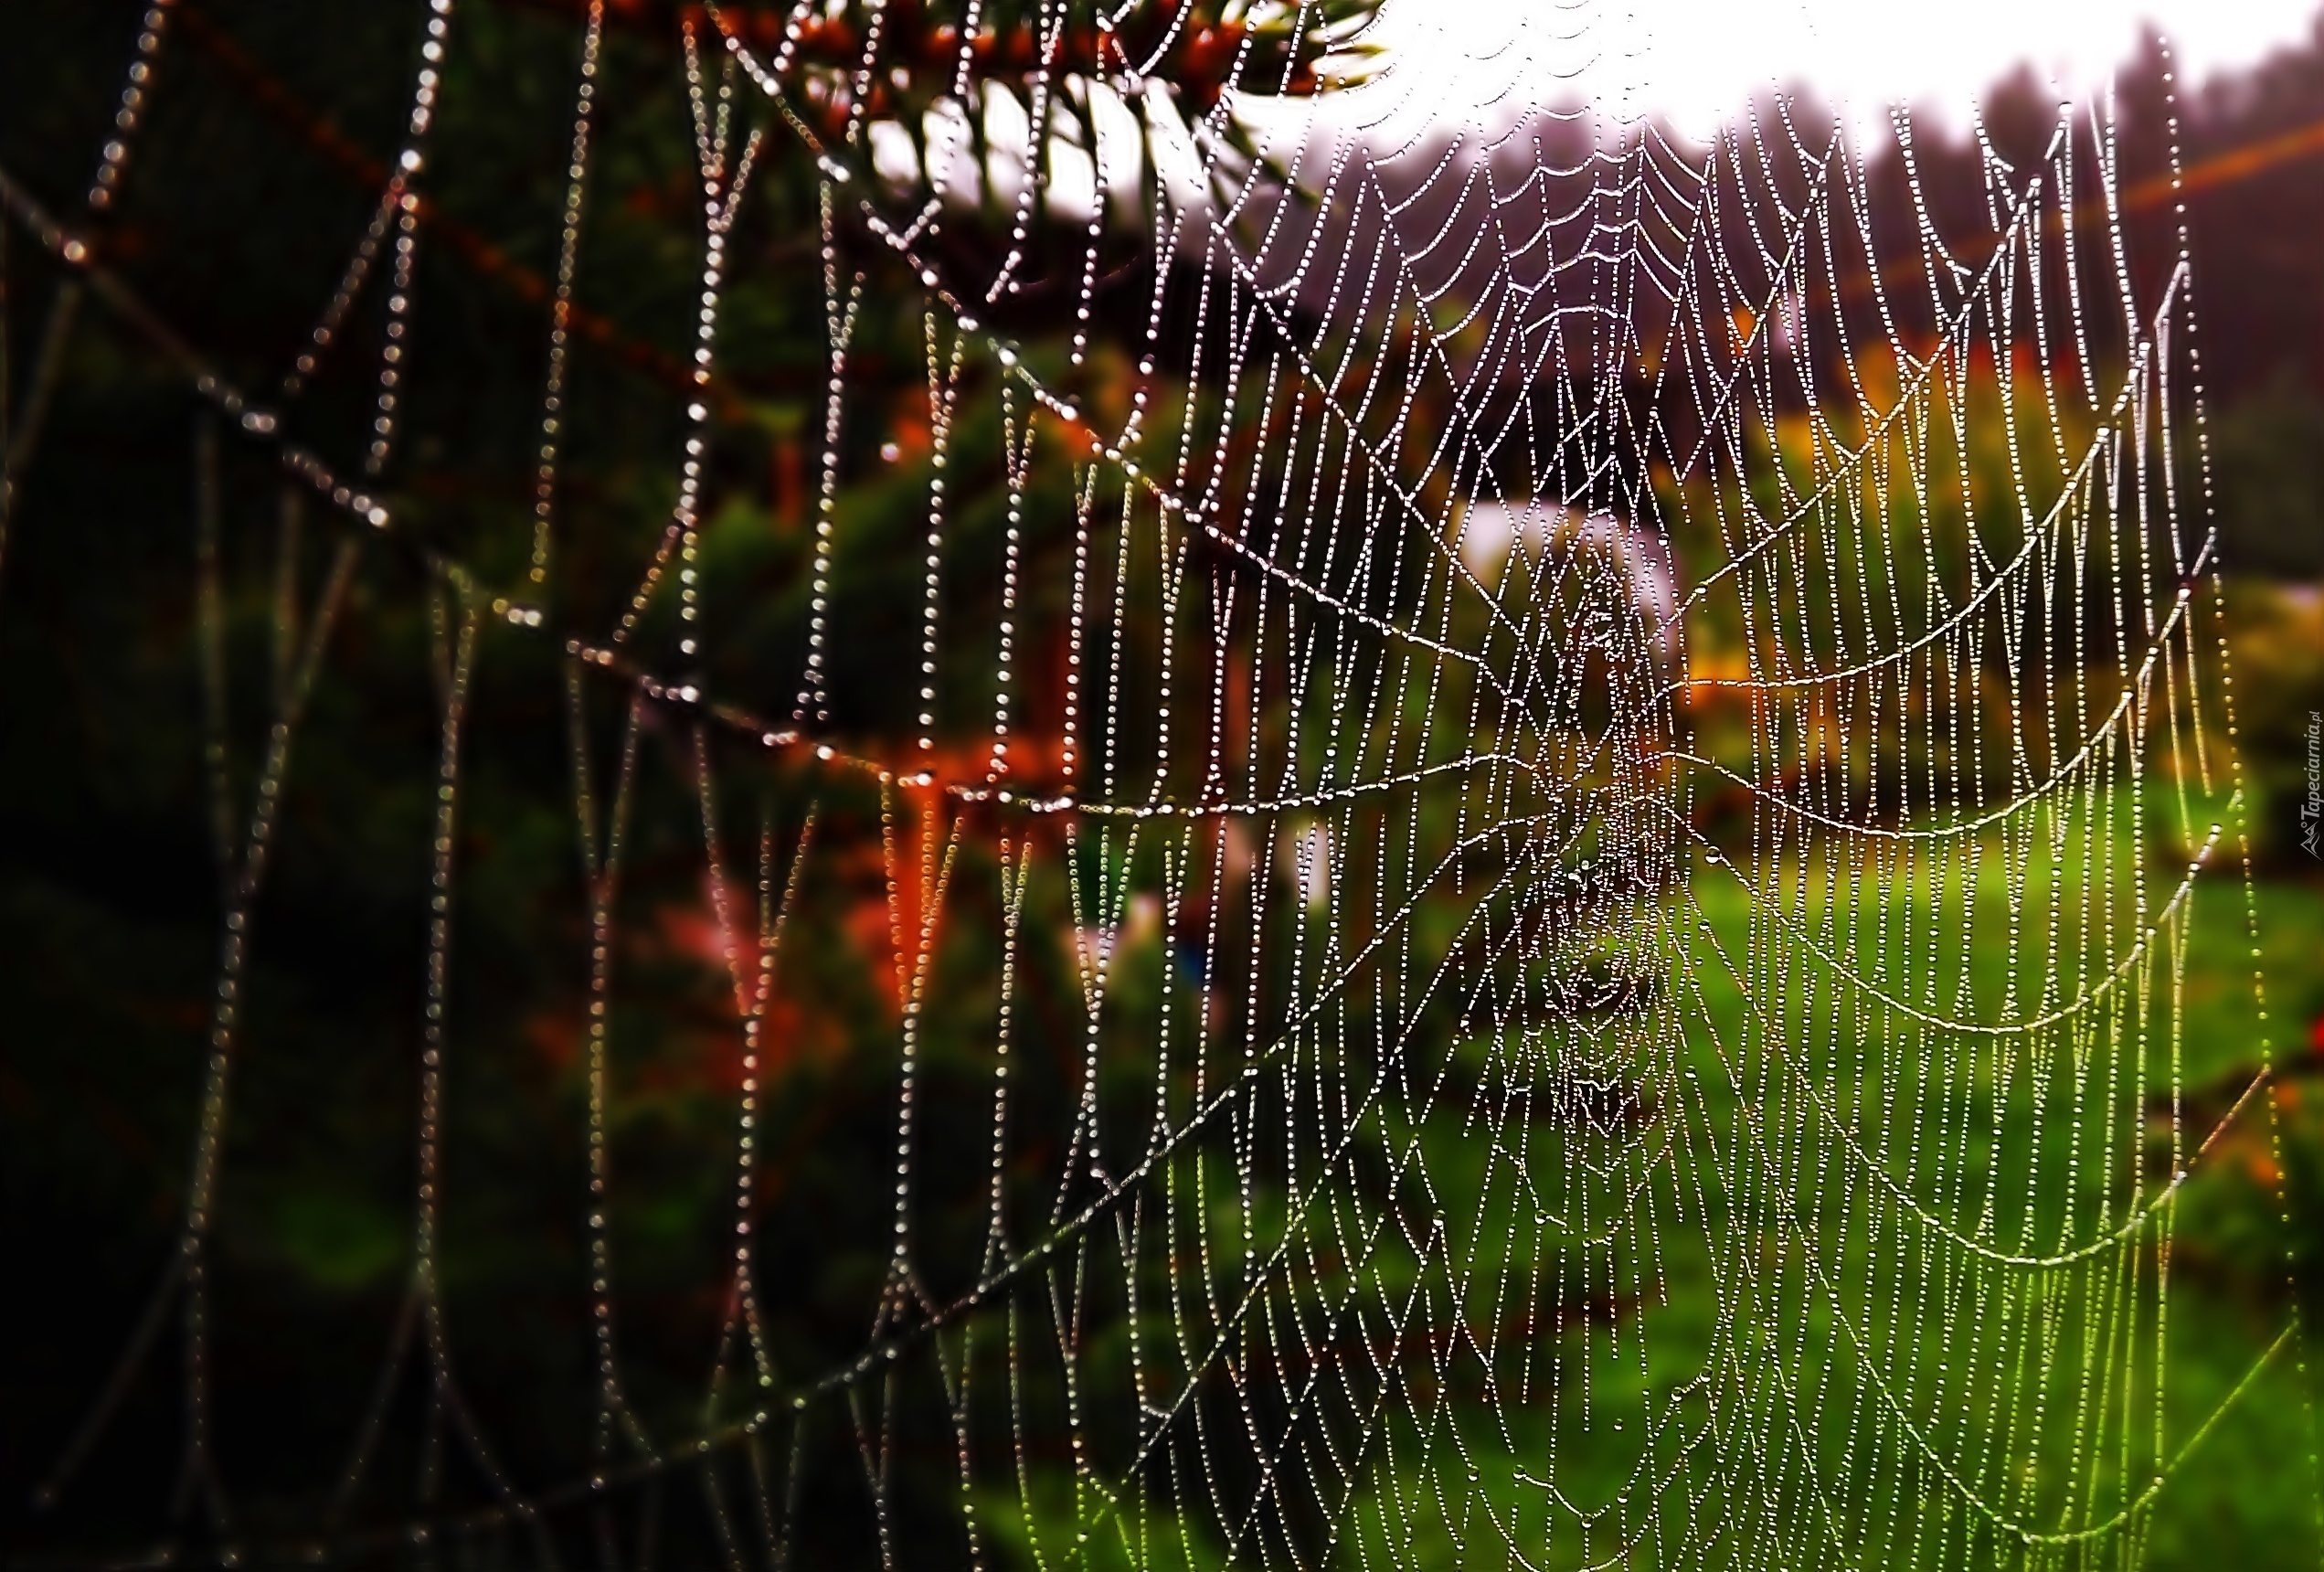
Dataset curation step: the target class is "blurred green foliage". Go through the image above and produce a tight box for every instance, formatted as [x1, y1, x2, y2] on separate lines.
[0, 1, 2319, 1567]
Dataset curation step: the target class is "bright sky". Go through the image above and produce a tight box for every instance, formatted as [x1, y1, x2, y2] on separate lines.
[1344, 0, 2321, 142]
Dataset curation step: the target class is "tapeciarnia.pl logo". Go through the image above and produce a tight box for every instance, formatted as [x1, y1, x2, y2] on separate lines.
[2302, 710, 2322, 859]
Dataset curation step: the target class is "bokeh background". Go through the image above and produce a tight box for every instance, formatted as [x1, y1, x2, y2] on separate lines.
[1, 1, 2319, 1566]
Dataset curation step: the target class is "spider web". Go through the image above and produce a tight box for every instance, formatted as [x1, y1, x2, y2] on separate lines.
[2, 0, 2311, 1567]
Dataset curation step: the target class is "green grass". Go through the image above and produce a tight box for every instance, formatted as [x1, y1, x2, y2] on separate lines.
[1000, 789, 2324, 1569]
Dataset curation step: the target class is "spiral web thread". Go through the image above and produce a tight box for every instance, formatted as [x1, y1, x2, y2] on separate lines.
[5, 0, 2313, 1566]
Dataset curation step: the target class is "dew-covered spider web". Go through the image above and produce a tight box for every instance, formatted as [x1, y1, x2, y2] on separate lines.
[1, 0, 2315, 1567]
